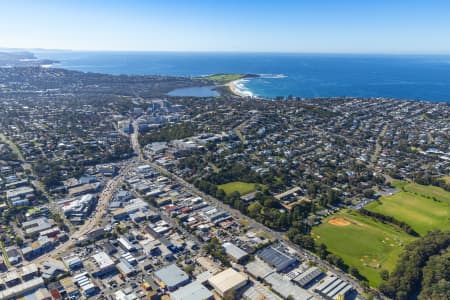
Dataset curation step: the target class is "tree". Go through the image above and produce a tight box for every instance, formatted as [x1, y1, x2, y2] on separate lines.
[316, 243, 328, 259]
[247, 201, 262, 218]
[379, 231, 450, 300]
[14, 236, 23, 246]
[380, 269, 389, 281]
[183, 265, 194, 275]
[216, 189, 226, 200]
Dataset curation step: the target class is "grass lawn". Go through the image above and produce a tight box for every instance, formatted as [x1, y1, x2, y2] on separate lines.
[197, 74, 246, 84]
[366, 182, 450, 235]
[311, 209, 416, 287]
[218, 181, 262, 196]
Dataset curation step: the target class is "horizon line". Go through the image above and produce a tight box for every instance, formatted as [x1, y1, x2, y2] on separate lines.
[1, 46, 450, 56]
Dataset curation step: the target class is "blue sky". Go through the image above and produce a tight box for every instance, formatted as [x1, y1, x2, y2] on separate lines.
[1, 0, 450, 53]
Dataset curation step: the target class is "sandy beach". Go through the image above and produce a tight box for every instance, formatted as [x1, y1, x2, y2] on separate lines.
[226, 79, 254, 98]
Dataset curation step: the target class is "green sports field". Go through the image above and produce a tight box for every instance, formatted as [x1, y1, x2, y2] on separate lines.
[366, 182, 450, 235]
[312, 209, 415, 287]
[312, 182, 450, 287]
[218, 181, 261, 196]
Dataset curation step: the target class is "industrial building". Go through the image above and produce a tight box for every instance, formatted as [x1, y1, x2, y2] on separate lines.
[257, 244, 297, 272]
[73, 272, 98, 297]
[91, 252, 116, 277]
[207, 268, 248, 298]
[154, 264, 190, 291]
[222, 242, 248, 263]
[22, 217, 54, 235]
[0, 277, 45, 299]
[63, 255, 83, 271]
[170, 281, 213, 300]
[314, 276, 353, 300]
[293, 266, 324, 287]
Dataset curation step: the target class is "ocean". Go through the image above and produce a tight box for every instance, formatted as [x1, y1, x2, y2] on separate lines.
[35, 51, 450, 103]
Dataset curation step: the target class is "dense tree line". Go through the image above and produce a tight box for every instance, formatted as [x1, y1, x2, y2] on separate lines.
[414, 174, 450, 192]
[207, 163, 262, 186]
[379, 230, 450, 300]
[194, 177, 320, 232]
[358, 208, 419, 236]
[418, 252, 450, 300]
[139, 122, 198, 145]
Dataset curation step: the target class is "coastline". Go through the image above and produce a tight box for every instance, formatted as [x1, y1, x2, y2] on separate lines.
[226, 79, 255, 98]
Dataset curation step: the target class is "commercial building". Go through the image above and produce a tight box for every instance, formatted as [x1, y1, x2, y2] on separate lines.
[118, 237, 136, 252]
[116, 259, 136, 277]
[170, 281, 213, 300]
[73, 272, 98, 297]
[63, 255, 83, 271]
[222, 242, 248, 263]
[91, 252, 116, 277]
[207, 268, 248, 298]
[22, 217, 54, 235]
[314, 276, 353, 300]
[68, 183, 96, 197]
[6, 186, 34, 201]
[60, 277, 81, 299]
[293, 267, 323, 287]
[154, 264, 190, 291]
[0, 277, 45, 299]
[62, 194, 96, 223]
[22, 236, 55, 260]
[257, 244, 297, 272]
[21, 263, 39, 281]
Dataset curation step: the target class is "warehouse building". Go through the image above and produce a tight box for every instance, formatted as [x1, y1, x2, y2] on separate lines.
[154, 264, 190, 291]
[257, 244, 297, 272]
[222, 242, 249, 264]
[0, 277, 45, 299]
[91, 252, 116, 277]
[207, 268, 248, 298]
[63, 255, 83, 271]
[293, 266, 324, 287]
[314, 276, 353, 300]
[170, 281, 213, 300]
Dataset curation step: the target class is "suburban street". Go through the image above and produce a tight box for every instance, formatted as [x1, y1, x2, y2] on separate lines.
[130, 119, 365, 294]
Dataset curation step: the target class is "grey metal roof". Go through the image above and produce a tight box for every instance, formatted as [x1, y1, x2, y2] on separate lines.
[170, 281, 212, 300]
[257, 245, 297, 270]
[154, 264, 190, 289]
[293, 266, 323, 287]
[222, 242, 248, 261]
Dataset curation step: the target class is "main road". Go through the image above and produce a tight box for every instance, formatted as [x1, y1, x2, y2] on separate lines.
[130, 120, 365, 294]
[34, 158, 138, 263]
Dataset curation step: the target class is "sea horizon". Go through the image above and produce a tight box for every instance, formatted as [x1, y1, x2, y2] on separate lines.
[34, 50, 450, 103]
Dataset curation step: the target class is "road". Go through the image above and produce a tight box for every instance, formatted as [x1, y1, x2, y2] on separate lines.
[34, 158, 138, 263]
[130, 120, 365, 294]
[1, 124, 137, 263]
[8, 118, 363, 294]
[370, 124, 388, 168]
